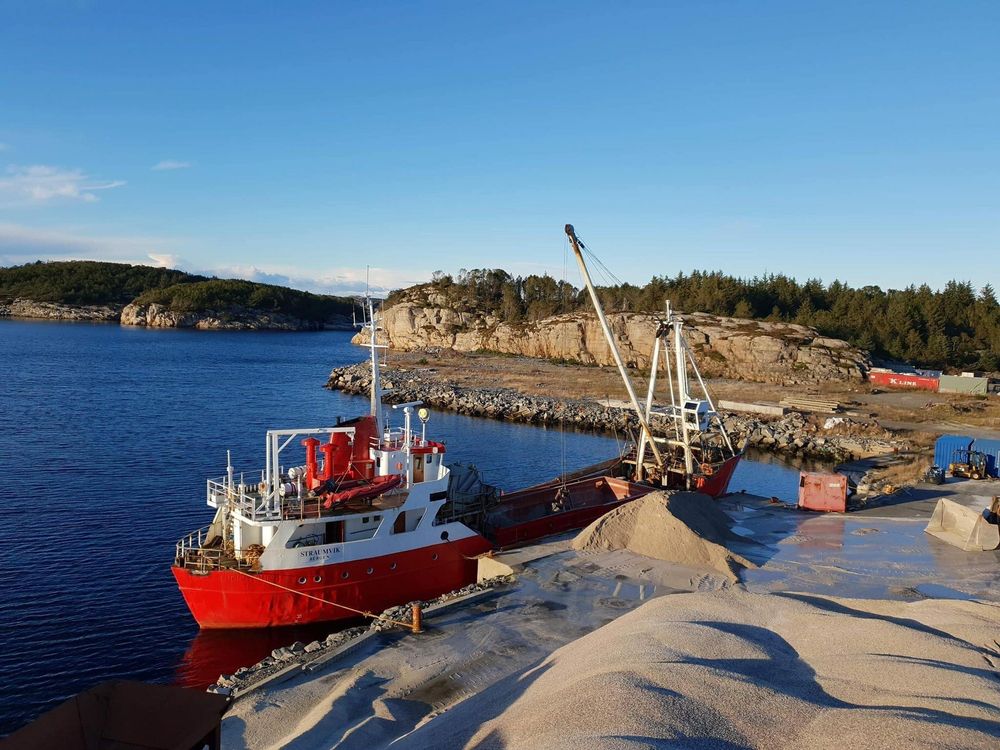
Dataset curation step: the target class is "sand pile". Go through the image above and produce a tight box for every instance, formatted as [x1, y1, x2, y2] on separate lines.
[399, 590, 1000, 750]
[572, 490, 754, 579]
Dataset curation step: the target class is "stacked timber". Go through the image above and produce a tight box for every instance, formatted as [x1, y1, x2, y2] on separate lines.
[779, 397, 842, 414]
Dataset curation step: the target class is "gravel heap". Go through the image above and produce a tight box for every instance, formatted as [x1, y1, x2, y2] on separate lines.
[572, 490, 755, 580]
[395, 590, 1000, 749]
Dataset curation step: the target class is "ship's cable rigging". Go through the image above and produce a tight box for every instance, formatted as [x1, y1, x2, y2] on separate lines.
[231, 568, 416, 628]
[569, 230, 655, 449]
[559, 235, 569, 486]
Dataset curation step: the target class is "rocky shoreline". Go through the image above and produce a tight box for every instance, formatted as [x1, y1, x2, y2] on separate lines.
[1, 297, 353, 330]
[325, 361, 906, 463]
[120, 302, 352, 330]
[0, 299, 122, 321]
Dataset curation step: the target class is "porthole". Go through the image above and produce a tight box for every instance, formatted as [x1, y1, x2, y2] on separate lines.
[313, 575, 322, 583]
[440, 531, 449, 541]
[389, 562, 397, 570]
[366, 567, 374, 575]
[341, 571, 349, 579]
[431, 553, 438, 561]
[297, 577, 307, 585]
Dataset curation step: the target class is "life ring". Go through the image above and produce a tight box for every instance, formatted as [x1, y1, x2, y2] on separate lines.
[701, 462, 715, 476]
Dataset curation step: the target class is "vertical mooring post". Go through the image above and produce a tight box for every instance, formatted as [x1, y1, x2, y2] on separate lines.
[411, 603, 423, 634]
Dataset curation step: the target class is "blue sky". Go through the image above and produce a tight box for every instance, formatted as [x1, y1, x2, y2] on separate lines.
[1, 1, 997, 295]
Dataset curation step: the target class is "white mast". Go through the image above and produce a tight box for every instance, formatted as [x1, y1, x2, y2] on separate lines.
[670, 303, 696, 481]
[365, 296, 385, 437]
[635, 329, 664, 478]
[565, 224, 664, 471]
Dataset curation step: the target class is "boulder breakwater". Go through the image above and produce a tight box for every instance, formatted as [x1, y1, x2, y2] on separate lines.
[325, 361, 905, 463]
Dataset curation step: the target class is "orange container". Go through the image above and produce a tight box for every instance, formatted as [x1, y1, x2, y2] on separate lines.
[798, 472, 848, 512]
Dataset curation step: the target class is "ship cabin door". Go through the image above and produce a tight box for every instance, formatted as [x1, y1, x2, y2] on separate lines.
[325, 520, 344, 545]
[413, 455, 425, 483]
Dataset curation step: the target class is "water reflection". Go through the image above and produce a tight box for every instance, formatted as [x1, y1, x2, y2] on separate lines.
[729, 449, 834, 501]
[176, 619, 363, 688]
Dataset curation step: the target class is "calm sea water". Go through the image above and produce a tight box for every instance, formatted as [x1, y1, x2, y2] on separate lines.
[0, 320, 803, 734]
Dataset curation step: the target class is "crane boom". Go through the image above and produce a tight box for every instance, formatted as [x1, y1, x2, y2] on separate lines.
[565, 224, 664, 473]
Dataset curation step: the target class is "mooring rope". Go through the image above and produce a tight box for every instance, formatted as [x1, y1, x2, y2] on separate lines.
[230, 567, 415, 629]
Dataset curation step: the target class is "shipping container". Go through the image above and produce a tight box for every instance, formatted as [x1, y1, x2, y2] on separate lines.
[868, 371, 939, 391]
[934, 434, 974, 471]
[971, 438, 1000, 478]
[939, 374, 989, 395]
[798, 472, 848, 512]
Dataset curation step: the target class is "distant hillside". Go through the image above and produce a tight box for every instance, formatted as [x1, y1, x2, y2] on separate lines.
[0, 260, 355, 330]
[0, 260, 201, 305]
[129, 278, 354, 326]
[385, 268, 1000, 371]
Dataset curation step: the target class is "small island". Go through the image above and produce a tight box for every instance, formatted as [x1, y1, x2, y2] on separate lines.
[0, 260, 355, 330]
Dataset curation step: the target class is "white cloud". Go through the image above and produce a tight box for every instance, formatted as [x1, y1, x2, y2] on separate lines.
[146, 253, 184, 268]
[208, 263, 429, 296]
[0, 165, 125, 205]
[0, 223, 173, 265]
[0, 223, 428, 296]
[152, 160, 192, 171]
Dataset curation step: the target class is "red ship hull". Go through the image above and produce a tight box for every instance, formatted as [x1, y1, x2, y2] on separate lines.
[694, 454, 741, 498]
[173, 535, 492, 629]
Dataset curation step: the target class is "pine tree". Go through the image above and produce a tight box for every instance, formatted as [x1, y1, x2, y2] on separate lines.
[795, 298, 814, 325]
[980, 283, 997, 308]
[733, 300, 753, 319]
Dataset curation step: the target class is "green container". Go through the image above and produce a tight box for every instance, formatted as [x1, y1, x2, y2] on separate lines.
[938, 374, 989, 395]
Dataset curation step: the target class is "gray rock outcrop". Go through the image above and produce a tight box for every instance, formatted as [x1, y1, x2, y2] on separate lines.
[356, 297, 868, 384]
[120, 302, 335, 330]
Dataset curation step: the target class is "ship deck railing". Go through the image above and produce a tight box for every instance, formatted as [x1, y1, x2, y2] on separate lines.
[378, 430, 442, 453]
[207, 477, 283, 522]
[175, 525, 257, 572]
[207, 476, 410, 523]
